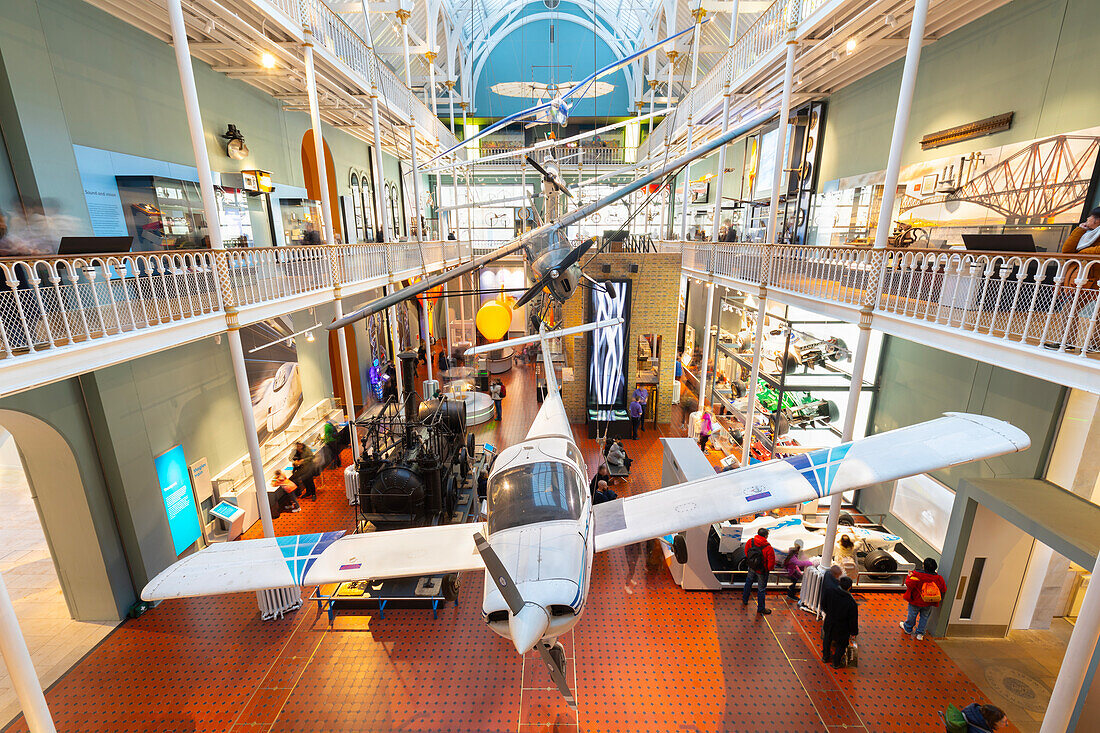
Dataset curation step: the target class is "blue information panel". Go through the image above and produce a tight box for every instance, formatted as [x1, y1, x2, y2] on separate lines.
[155, 445, 203, 555]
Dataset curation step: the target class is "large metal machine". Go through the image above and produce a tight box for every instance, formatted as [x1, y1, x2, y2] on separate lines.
[354, 353, 471, 530]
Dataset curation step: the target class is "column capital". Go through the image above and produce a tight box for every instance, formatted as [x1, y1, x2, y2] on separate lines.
[395, 8, 411, 23]
[423, 50, 437, 62]
[665, 49, 679, 63]
[444, 80, 456, 89]
[692, 7, 707, 23]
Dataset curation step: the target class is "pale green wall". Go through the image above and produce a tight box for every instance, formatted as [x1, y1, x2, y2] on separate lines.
[818, 0, 1100, 184]
[0, 0, 396, 241]
[0, 380, 133, 618]
[859, 337, 1064, 560]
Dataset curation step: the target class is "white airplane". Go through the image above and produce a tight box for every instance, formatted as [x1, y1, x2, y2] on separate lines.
[142, 323, 1030, 709]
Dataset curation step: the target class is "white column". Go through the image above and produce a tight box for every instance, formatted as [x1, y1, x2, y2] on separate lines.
[740, 291, 767, 464]
[698, 282, 714, 407]
[646, 53, 656, 135]
[408, 123, 425, 243]
[821, 317, 872, 565]
[168, 0, 275, 540]
[228, 330, 277, 539]
[398, 11, 412, 88]
[386, 286, 405, 400]
[370, 94, 391, 242]
[305, 35, 358, 452]
[0, 571, 55, 733]
[444, 281, 452, 361]
[710, 0, 740, 242]
[332, 298, 361, 460]
[659, 51, 678, 239]
[304, 38, 335, 245]
[678, 120, 694, 240]
[427, 52, 445, 238]
[1041, 548, 1100, 733]
[678, 7, 706, 241]
[871, 0, 929, 250]
[764, 17, 797, 244]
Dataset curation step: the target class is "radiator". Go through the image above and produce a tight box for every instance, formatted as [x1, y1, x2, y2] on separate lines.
[799, 566, 826, 619]
[344, 465, 359, 505]
[257, 586, 301, 621]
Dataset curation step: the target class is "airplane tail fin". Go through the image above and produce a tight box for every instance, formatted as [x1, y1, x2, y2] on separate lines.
[463, 318, 622, 398]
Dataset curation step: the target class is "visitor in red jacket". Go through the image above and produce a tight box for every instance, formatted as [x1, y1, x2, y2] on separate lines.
[899, 557, 947, 640]
[741, 528, 776, 615]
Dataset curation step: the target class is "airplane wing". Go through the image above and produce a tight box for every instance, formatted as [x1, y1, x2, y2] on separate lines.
[425, 101, 555, 166]
[592, 413, 1029, 552]
[563, 22, 708, 103]
[142, 523, 486, 601]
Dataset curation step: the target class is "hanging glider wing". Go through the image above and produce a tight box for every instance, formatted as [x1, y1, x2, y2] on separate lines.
[562, 21, 709, 105]
[591, 413, 1029, 552]
[142, 523, 486, 601]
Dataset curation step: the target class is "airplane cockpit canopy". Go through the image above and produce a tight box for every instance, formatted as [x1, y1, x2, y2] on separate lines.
[487, 460, 585, 534]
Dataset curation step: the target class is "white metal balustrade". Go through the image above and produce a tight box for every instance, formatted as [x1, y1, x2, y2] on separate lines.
[0, 241, 468, 377]
[665, 240, 1100, 365]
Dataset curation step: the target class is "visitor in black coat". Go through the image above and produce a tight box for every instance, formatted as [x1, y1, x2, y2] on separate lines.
[822, 576, 859, 668]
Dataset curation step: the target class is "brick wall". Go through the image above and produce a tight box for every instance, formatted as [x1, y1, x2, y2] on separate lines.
[561, 252, 681, 425]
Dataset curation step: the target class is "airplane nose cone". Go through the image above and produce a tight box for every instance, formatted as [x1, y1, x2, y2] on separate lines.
[508, 604, 550, 655]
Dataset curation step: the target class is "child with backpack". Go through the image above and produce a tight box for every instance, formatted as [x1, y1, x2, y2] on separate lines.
[900, 557, 947, 640]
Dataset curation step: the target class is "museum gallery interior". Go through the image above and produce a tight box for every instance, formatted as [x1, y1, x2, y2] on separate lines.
[0, 0, 1099, 731]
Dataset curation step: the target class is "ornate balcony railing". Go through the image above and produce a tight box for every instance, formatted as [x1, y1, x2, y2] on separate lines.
[664, 240, 1100, 357]
[0, 241, 469, 362]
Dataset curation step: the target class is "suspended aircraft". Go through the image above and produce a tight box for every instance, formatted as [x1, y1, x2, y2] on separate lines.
[424, 20, 708, 167]
[328, 107, 775, 339]
[142, 321, 1031, 708]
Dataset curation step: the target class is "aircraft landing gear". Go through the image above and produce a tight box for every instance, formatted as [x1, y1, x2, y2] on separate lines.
[549, 640, 567, 678]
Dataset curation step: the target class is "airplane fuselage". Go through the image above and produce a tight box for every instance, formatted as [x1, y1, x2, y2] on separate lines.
[479, 430, 595, 653]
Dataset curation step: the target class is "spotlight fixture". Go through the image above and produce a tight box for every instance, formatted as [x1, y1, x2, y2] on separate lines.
[884, 13, 897, 27]
[830, 50, 840, 62]
[261, 52, 277, 69]
[203, 18, 215, 34]
[845, 37, 858, 54]
[306, 331, 315, 343]
[222, 124, 249, 160]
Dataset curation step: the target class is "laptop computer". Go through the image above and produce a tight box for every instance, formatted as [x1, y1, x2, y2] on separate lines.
[961, 234, 1037, 253]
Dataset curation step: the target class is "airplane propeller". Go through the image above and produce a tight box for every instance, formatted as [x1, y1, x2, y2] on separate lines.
[473, 532, 578, 710]
[513, 236, 597, 309]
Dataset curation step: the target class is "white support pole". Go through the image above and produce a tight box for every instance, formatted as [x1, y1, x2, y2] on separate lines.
[228, 331, 277, 539]
[0, 570, 55, 733]
[447, 81, 457, 133]
[765, 14, 797, 244]
[1041, 548, 1100, 733]
[659, 51, 677, 239]
[710, 0, 740, 242]
[740, 290, 767, 464]
[306, 35, 358, 450]
[678, 6, 706, 241]
[820, 317, 871, 565]
[871, 0, 929, 250]
[408, 123, 425, 243]
[332, 299, 361, 459]
[386, 286, 405, 400]
[370, 96, 391, 242]
[698, 282, 714, 407]
[443, 280, 452, 361]
[647, 53, 657, 136]
[168, 0, 274, 541]
[304, 38, 336, 246]
[678, 121, 694, 240]
[398, 11, 412, 89]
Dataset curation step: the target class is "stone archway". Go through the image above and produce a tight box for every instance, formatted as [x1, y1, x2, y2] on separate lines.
[0, 410, 123, 622]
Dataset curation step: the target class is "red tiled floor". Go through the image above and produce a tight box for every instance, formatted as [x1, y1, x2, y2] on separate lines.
[1, 358, 1018, 733]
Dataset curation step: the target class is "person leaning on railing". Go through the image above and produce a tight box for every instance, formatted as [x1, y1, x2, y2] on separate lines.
[1059, 207, 1100, 337]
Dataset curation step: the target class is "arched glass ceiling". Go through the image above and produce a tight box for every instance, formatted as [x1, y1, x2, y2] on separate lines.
[330, 0, 772, 114]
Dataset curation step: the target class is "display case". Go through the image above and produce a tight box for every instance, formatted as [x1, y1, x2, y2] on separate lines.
[117, 175, 207, 251]
[706, 294, 882, 463]
[279, 198, 324, 246]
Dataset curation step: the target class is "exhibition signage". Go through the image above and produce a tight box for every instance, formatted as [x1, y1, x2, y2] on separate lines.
[155, 445, 203, 556]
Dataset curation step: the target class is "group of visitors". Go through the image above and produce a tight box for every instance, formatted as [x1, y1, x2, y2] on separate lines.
[268, 439, 322, 518]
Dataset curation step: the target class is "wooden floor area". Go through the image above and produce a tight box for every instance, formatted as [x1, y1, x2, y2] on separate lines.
[1, 359, 1023, 733]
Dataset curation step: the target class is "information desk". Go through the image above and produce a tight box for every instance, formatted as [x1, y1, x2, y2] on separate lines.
[209, 501, 246, 541]
[310, 452, 486, 623]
